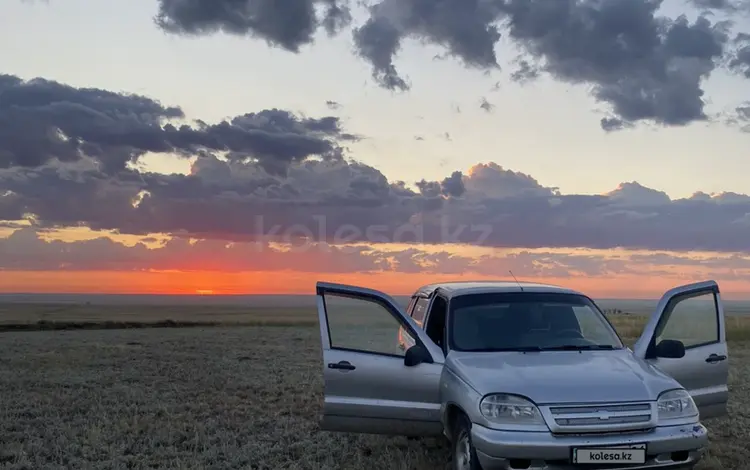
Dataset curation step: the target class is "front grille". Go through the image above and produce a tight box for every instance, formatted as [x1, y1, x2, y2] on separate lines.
[545, 402, 654, 433]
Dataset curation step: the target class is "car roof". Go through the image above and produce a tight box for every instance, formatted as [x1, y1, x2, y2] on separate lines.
[413, 280, 583, 298]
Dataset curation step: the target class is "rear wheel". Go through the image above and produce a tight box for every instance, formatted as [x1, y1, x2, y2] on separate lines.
[451, 414, 483, 470]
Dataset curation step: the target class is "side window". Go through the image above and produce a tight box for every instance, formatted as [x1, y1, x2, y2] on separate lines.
[411, 298, 430, 327]
[324, 293, 414, 357]
[655, 292, 719, 349]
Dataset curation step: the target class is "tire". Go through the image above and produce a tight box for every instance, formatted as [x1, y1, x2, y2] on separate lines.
[451, 414, 483, 470]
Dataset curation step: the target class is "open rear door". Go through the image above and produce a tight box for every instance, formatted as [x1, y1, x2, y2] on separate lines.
[316, 281, 445, 436]
[632, 280, 728, 419]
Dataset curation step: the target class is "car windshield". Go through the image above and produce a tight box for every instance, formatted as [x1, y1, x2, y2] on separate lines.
[449, 292, 624, 352]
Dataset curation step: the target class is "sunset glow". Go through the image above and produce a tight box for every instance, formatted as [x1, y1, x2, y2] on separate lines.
[3, 0, 750, 299]
[2, 266, 750, 299]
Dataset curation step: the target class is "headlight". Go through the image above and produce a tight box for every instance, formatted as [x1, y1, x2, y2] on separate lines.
[657, 389, 698, 421]
[479, 394, 546, 428]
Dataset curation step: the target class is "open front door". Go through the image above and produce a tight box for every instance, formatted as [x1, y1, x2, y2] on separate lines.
[316, 281, 445, 436]
[633, 280, 728, 419]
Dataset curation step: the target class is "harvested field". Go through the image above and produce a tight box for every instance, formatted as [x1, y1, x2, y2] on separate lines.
[0, 303, 747, 469]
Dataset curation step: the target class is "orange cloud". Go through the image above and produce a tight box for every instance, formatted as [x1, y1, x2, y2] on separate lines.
[2, 228, 750, 298]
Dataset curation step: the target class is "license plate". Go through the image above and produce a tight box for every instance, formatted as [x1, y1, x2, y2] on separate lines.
[572, 444, 647, 464]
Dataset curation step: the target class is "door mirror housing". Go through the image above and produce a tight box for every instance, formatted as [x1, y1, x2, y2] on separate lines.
[404, 344, 434, 367]
[654, 339, 686, 359]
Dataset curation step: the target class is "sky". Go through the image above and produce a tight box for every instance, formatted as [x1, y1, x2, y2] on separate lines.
[1, 0, 750, 298]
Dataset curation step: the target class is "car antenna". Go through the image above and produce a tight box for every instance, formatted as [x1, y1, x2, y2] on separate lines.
[509, 270, 524, 291]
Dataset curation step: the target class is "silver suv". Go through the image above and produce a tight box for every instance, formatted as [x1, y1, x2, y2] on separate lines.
[315, 280, 729, 470]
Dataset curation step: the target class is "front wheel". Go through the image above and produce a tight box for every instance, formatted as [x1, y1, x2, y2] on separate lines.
[452, 414, 483, 470]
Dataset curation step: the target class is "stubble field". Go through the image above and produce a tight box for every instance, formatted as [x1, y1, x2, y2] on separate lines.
[0, 303, 748, 469]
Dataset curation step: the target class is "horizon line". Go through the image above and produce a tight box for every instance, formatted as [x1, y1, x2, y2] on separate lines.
[0, 292, 710, 301]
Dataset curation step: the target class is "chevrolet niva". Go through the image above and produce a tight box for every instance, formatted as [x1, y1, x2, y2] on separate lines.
[315, 280, 728, 470]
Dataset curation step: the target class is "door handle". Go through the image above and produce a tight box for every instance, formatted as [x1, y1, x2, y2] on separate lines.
[328, 361, 356, 371]
[705, 354, 727, 363]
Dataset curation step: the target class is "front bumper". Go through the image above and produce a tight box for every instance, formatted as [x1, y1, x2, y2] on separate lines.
[472, 423, 707, 470]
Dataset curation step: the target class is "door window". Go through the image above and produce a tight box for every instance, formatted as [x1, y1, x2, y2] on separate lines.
[655, 291, 719, 349]
[324, 292, 415, 357]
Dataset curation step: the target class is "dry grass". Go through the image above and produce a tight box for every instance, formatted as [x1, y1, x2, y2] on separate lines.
[0, 303, 748, 469]
[0, 303, 317, 329]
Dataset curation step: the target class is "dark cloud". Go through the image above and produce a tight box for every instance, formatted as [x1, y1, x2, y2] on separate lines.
[0, 74, 356, 176]
[509, 59, 539, 84]
[147, 0, 745, 131]
[415, 170, 465, 198]
[352, 0, 503, 91]
[4, 152, 750, 253]
[154, 0, 352, 52]
[479, 97, 494, 113]
[725, 101, 750, 130]
[3, 75, 750, 254]
[325, 100, 342, 109]
[504, 1, 731, 129]
[689, 0, 734, 10]
[728, 33, 750, 78]
[600, 117, 632, 132]
[440, 171, 465, 197]
[0, 74, 183, 172]
[688, 0, 750, 12]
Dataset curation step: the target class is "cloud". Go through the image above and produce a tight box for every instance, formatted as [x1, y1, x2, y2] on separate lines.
[0, 227, 391, 273]
[325, 100, 342, 110]
[146, 0, 746, 131]
[6, 152, 750, 253]
[351, 0, 503, 91]
[0, 74, 357, 176]
[6, 227, 750, 284]
[728, 33, 750, 78]
[724, 100, 750, 130]
[606, 182, 671, 206]
[479, 97, 494, 113]
[154, 0, 352, 52]
[3, 74, 750, 254]
[504, 1, 732, 130]
[688, 0, 750, 13]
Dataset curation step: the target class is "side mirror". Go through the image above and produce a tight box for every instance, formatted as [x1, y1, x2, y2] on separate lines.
[404, 344, 433, 367]
[654, 339, 686, 359]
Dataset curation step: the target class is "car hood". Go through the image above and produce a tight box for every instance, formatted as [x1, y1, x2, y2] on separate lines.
[446, 349, 679, 404]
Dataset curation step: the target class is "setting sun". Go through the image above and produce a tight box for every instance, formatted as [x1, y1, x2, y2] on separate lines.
[195, 289, 215, 295]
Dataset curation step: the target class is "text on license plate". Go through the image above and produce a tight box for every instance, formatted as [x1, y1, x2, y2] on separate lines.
[573, 445, 647, 464]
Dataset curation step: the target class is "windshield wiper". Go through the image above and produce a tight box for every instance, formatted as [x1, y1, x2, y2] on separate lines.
[463, 346, 544, 352]
[541, 344, 616, 351]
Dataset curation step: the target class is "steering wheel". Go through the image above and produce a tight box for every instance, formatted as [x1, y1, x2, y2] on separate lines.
[556, 328, 584, 339]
